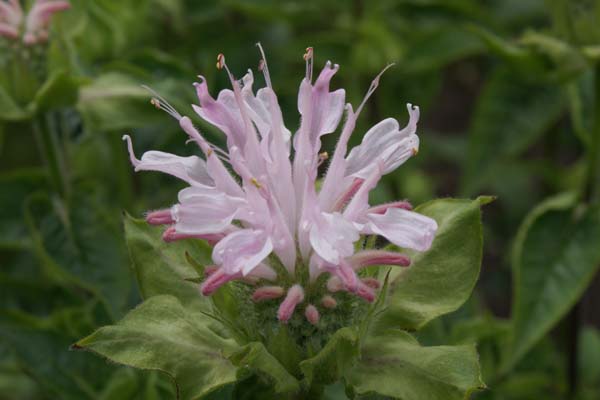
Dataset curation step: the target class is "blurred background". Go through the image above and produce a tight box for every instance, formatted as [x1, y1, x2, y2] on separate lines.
[1, 0, 599, 399]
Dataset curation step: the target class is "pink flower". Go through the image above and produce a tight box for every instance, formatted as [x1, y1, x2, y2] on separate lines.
[124, 45, 438, 323]
[0, 0, 70, 45]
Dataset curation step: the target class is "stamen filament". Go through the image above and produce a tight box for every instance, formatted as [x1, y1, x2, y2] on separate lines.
[255, 42, 273, 89]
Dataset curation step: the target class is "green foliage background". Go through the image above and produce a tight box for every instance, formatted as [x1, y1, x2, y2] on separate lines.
[1, 0, 600, 399]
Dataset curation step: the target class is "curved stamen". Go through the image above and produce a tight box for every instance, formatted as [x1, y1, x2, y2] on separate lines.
[355, 63, 395, 117]
[256, 42, 273, 89]
[142, 85, 182, 120]
[303, 46, 314, 83]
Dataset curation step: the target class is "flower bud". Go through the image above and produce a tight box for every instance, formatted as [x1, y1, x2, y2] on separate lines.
[305, 304, 320, 325]
[361, 277, 381, 289]
[327, 276, 343, 293]
[252, 286, 285, 302]
[277, 285, 304, 323]
[146, 209, 174, 225]
[355, 281, 376, 303]
[321, 295, 337, 309]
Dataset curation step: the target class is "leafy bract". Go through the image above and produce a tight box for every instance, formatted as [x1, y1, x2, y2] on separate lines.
[375, 197, 490, 331]
[75, 295, 239, 400]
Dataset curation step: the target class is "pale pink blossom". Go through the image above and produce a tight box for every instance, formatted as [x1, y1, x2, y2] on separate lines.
[0, 0, 69, 44]
[124, 46, 438, 323]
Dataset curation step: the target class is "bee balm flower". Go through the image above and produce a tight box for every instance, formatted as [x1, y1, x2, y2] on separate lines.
[124, 45, 438, 324]
[0, 0, 70, 45]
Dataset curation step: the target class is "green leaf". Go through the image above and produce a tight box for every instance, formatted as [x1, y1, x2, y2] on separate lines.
[0, 169, 47, 249]
[375, 197, 490, 331]
[579, 327, 600, 396]
[77, 72, 186, 132]
[228, 342, 300, 395]
[25, 191, 130, 317]
[507, 193, 600, 369]
[463, 67, 565, 194]
[299, 327, 359, 387]
[75, 295, 239, 400]
[0, 305, 119, 400]
[0, 85, 27, 121]
[31, 71, 82, 113]
[347, 329, 484, 399]
[124, 214, 212, 310]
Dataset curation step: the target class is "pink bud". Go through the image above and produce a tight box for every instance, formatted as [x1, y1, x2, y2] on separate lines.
[332, 178, 364, 211]
[146, 209, 174, 225]
[204, 265, 218, 277]
[361, 277, 381, 289]
[367, 200, 412, 214]
[277, 285, 304, 323]
[349, 250, 411, 270]
[336, 262, 358, 292]
[200, 269, 240, 296]
[327, 276, 343, 292]
[252, 286, 285, 302]
[162, 227, 224, 246]
[305, 304, 320, 325]
[321, 295, 337, 309]
[355, 281, 376, 302]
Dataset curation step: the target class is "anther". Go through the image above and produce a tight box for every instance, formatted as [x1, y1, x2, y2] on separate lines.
[216, 53, 225, 70]
[250, 177, 262, 189]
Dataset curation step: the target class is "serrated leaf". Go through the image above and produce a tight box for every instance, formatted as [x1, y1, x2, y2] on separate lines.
[375, 197, 489, 331]
[75, 295, 239, 400]
[348, 329, 484, 399]
[507, 193, 600, 369]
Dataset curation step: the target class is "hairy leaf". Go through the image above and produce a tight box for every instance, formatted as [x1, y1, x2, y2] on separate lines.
[75, 295, 239, 400]
[348, 329, 484, 399]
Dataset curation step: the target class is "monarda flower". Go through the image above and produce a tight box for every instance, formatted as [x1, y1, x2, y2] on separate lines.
[123, 45, 438, 327]
[0, 0, 70, 45]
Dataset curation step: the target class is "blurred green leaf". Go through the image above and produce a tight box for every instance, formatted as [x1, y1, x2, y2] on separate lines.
[347, 329, 484, 399]
[0, 169, 47, 249]
[25, 191, 130, 317]
[375, 197, 490, 331]
[508, 193, 600, 369]
[124, 214, 212, 309]
[578, 327, 600, 399]
[75, 295, 239, 400]
[463, 67, 565, 193]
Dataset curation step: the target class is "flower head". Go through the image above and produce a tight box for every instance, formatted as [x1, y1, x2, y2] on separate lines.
[124, 45, 438, 325]
[0, 0, 70, 45]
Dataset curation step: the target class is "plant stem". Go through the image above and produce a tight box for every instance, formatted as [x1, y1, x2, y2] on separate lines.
[33, 113, 69, 197]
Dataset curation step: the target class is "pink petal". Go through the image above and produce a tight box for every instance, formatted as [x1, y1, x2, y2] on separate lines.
[363, 208, 438, 252]
[345, 104, 420, 179]
[122, 135, 213, 186]
[212, 229, 273, 276]
[349, 249, 411, 270]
